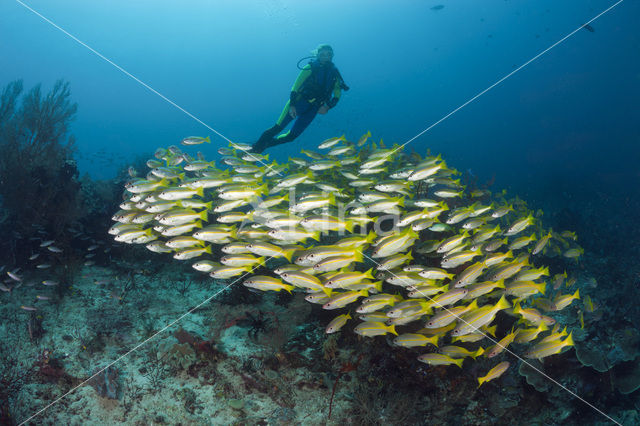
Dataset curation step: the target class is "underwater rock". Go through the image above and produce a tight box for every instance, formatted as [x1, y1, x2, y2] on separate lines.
[518, 359, 551, 393]
[615, 409, 640, 426]
[88, 365, 119, 399]
[576, 327, 640, 374]
[609, 328, 640, 364]
[228, 398, 245, 410]
[575, 343, 610, 372]
[612, 360, 640, 395]
[86, 305, 133, 338]
[175, 387, 203, 415]
[268, 407, 297, 424]
[486, 390, 519, 417]
[163, 342, 197, 371]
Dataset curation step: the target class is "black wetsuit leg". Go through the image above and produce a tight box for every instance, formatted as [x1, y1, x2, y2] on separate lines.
[264, 102, 320, 149]
[252, 123, 283, 153]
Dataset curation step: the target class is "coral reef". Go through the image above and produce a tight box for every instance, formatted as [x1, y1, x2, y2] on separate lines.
[0, 255, 635, 425]
[0, 80, 79, 255]
[2, 119, 639, 424]
[112, 138, 587, 389]
[576, 343, 610, 373]
[613, 361, 640, 395]
[518, 359, 551, 392]
[0, 338, 34, 422]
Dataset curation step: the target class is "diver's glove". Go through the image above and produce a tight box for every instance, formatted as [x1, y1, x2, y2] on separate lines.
[327, 98, 339, 109]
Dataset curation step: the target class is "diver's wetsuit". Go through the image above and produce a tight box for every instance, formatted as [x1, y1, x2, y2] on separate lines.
[252, 60, 343, 153]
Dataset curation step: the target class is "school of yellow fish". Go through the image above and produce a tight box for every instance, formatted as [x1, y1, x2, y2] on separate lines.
[111, 132, 584, 387]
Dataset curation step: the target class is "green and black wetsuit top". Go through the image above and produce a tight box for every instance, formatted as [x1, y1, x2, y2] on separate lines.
[290, 60, 343, 109]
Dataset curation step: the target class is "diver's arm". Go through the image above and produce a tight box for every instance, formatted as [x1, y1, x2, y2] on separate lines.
[326, 79, 343, 109]
[290, 65, 312, 104]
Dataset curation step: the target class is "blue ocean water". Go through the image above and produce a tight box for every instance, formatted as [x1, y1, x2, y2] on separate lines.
[2, 1, 637, 192]
[1, 0, 640, 424]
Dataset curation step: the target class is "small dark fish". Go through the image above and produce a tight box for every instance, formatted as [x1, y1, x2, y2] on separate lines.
[431, 5, 444, 11]
[582, 24, 595, 33]
[7, 271, 22, 282]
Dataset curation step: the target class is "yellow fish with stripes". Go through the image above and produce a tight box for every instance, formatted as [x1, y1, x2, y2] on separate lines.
[524, 333, 574, 359]
[478, 361, 510, 387]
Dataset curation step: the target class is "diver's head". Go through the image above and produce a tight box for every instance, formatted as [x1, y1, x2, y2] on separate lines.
[312, 44, 333, 64]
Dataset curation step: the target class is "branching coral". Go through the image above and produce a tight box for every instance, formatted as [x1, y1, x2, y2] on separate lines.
[0, 79, 80, 257]
[0, 344, 35, 422]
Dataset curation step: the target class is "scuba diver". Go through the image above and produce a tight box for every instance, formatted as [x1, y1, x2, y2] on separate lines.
[251, 44, 348, 153]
